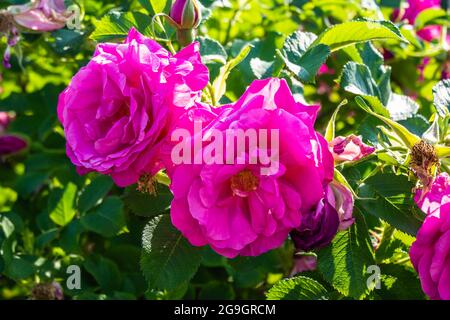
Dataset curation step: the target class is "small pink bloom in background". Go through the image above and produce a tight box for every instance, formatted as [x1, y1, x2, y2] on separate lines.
[170, 78, 334, 258]
[410, 202, 450, 300]
[9, 0, 72, 32]
[57, 28, 208, 187]
[394, 0, 450, 43]
[327, 181, 355, 231]
[290, 254, 317, 275]
[329, 135, 375, 162]
[0, 111, 14, 133]
[415, 173, 450, 217]
[317, 64, 334, 76]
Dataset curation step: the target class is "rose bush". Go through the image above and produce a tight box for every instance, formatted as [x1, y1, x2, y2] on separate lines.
[0, 0, 449, 301]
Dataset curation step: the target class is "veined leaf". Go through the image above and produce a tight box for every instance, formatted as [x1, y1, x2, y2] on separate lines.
[318, 210, 375, 299]
[80, 196, 125, 238]
[266, 276, 328, 300]
[355, 97, 420, 148]
[433, 79, 450, 117]
[90, 11, 151, 42]
[141, 215, 201, 291]
[325, 99, 348, 141]
[357, 173, 423, 235]
[49, 183, 77, 227]
[311, 19, 407, 51]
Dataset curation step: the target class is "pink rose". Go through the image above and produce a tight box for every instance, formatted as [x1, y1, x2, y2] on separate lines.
[327, 181, 355, 231]
[169, 78, 334, 258]
[329, 135, 375, 162]
[57, 28, 208, 186]
[410, 202, 450, 300]
[394, 0, 450, 43]
[415, 173, 450, 217]
[9, 0, 72, 32]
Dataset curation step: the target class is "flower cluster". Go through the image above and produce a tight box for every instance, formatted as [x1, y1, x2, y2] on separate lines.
[57, 29, 373, 260]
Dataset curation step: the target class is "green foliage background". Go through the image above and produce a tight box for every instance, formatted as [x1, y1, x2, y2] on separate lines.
[0, 0, 449, 300]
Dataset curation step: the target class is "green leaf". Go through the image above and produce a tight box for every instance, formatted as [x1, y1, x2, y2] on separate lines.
[84, 255, 122, 292]
[415, 8, 449, 30]
[3, 256, 35, 281]
[339, 62, 389, 117]
[355, 97, 420, 148]
[150, 0, 168, 14]
[198, 37, 228, 65]
[377, 264, 425, 300]
[141, 215, 201, 291]
[80, 196, 125, 237]
[212, 44, 252, 105]
[78, 175, 114, 213]
[325, 99, 347, 141]
[311, 19, 407, 51]
[357, 173, 423, 235]
[91, 11, 152, 42]
[199, 282, 236, 300]
[432, 79, 450, 117]
[35, 229, 58, 249]
[266, 276, 328, 300]
[312, 19, 407, 52]
[250, 58, 274, 79]
[281, 31, 331, 83]
[50, 29, 87, 55]
[49, 183, 78, 227]
[124, 185, 173, 217]
[386, 93, 419, 121]
[318, 210, 375, 299]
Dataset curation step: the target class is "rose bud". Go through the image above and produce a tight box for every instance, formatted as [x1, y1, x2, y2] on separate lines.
[0, 135, 27, 156]
[290, 198, 340, 252]
[327, 181, 355, 231]
[169, 0, 202, 46]
[329, 135, 375, 162]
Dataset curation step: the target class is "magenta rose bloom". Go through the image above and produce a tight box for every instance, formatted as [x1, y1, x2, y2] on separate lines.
[169, 78, 334, 258]
[415, 173, 450, 216]
[410, 202, 450, 300]
[57, 28, 208, 186]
